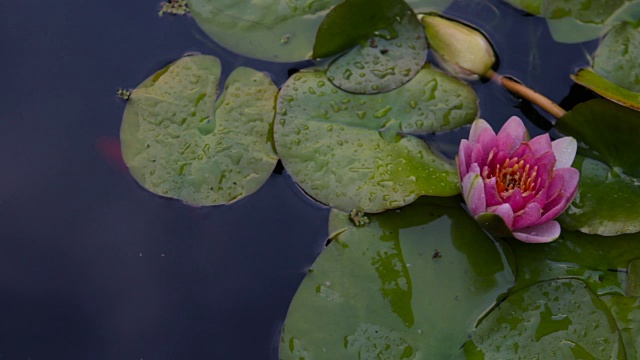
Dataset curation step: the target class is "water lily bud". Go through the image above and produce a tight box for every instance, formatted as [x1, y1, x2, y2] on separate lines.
[420, 14, 496, 79]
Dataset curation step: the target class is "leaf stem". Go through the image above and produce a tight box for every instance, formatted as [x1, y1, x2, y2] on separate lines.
[487, 70, 567, 119]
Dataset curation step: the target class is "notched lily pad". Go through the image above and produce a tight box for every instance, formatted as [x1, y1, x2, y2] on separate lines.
[120, 55, 279, 206]
[188, 0, 343, 62]
[280, 197, 515, 359]
[273, 66, 479, 212]
[464, 279, 623, 359]
[315, 0, 428, 94]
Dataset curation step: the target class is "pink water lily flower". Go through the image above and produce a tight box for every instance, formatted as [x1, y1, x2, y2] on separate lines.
[458, 116, 579, 243]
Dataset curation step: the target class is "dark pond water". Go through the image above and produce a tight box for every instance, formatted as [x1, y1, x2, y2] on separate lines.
[1, 0, 597, 358]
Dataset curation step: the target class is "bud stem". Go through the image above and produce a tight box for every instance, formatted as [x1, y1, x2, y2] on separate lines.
[487, 70, 567, 119]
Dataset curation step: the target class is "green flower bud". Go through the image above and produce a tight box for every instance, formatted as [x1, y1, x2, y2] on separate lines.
[420, 14, 496, 79]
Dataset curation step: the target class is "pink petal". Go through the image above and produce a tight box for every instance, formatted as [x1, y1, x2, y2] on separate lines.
[469, 119, 494, 144]
[476, 129, 497, 159]
[542, 194, 565, 216]
[484, 177, 503, 207]
[510, 143, 535, 161]
[496, 116, 528, 153]
[512, 221, 561, 243]
[544, 171, 565, 202]
[503, 188, 525, 213]
[486, 149, 507, 170]
[539, 167, 580, 223]
[513, 202, 543, 229]
[551, 136, 577, 169]
[528, 133, 552, 156]
[462, 170, 486, 217]
[471, 144, 485, 165]
[534, 151, 556, 171]
[561, 167, 580, 200]
[458, 140, 473, 179]
[488, 203, 514, 228]
[526, 185, 547, 209]
[526, 161, 551, 194]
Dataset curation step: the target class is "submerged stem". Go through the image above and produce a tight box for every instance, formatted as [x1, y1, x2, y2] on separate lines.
[487, 70, 567, 119]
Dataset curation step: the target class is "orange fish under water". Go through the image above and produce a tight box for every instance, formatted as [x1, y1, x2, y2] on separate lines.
[95, 136, 128, 173]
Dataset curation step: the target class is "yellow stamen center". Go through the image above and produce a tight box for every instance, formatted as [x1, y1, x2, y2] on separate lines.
[482, 157, 539, 197]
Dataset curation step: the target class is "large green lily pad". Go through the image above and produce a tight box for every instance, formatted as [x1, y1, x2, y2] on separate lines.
[593, 21, 640, 93]
[316, 0, 428, 94]
[464, 279, 624, 359]
[120, 55, 279, 206]
[273, 66, 478, 212]
[503, 0, 640, 43]
[505, 228, 640, 296]
[600, 295, 640, 359]
[556, 99, 640, 179]
[280, 197, 515, 359]
[558, 155, 640, 235]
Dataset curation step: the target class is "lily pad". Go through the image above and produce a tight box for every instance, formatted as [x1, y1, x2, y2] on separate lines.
[188, 0, 343, 62]
[503, 0, 640, 43]
[406, 0, 455, 12]
[464, 279, 624, 359]
[188, 0, 454, 62]
[273, 66, 479, 212]
[556, 99, 640, 178]
[557, 155, 640, 235]
[592, 21, 640, 93]
[572, 68, 640, 111]
[505, 228, 640, 296]
[317, 0, 428, 94]
[280, 196, 515, 359]
[600, 295, 640, 359]
[120, 55, 279, 206]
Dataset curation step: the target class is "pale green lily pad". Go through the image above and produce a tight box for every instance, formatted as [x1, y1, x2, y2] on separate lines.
[273, 66, 478, 212]
[600, 295, 640, 358]
[546, 16, 606, 43]
[464, 279, 624, 359]
[188, 0, 343, 62]
[572, 68, 640, 111]
[593, 22, 640, 93]
[120, 55, 279, 206]
[558, 156, 640, 235]
[280, 197, 515, 359]
[504, 0, 627, 21]
[503, 0, 640, 43]
[407, 0, 455, 12]
[324, 2, 428, 94]
[505, 228, 640, 296]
